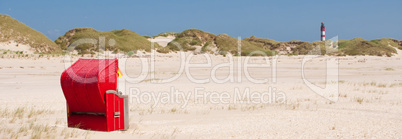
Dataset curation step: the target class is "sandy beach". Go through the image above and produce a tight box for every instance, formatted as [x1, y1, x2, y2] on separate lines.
[0, 48, 401, 138]
[1, 0, 401, 138]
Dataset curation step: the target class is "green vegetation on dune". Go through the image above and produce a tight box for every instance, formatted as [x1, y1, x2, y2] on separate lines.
[0, 14, 60, 53]
[163, 29, 399, 56]
[143, 35, 151, 39]
[1, 14, 399, 57]
[166, 29, 275, 56]
[245, 36, 398, 56]
[244, 37, 320, 55]
[215, 34, 275, 56]
[370, 38, 401, 50]
[167, 29, 216, 51]
[52, 26, 400, 56]
[338, 38, 396, 56]
[55, 28, 161, 54]
[153, 32, 178, 38]
[289, 42, 315, 55]
[244, 36, 279, 50]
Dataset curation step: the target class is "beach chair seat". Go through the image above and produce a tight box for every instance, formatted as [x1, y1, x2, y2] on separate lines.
[60, 59, 128, 131]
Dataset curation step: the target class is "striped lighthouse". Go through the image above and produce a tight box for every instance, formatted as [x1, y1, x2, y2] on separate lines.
[321, 22, 325, 41]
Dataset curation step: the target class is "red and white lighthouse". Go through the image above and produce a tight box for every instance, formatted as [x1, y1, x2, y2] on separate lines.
[321, 22, 325, 41]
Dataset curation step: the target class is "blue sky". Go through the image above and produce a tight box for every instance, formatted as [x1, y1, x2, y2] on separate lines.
[0, 0, 401, 42]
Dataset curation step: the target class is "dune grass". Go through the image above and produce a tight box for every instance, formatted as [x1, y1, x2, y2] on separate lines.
[167, 29, 216, 52]
[385, 68, 395, 71]
[166, 29, 276, 56]
[0, 14, 60, 53]
[166, 29, 399, 57]
[338, 38, 396, 57]
[152, 32, 178, 38]
[2, 14, 400, 57]
[243, 36, 279, 50]
[55, 28, 162, 54]
[215, 34, 276, 56]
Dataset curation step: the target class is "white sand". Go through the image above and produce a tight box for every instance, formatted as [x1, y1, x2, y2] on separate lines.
[148, 36, 175, 47]
[0, 41, 35, 54]
[0, 38, 401, 138]
[0, 52, 401, 138]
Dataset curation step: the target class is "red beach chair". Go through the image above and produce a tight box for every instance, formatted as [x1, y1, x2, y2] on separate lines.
[60, 59, 128, 131]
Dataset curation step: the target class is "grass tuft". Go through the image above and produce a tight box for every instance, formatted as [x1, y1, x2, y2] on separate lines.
[355, 97, 364, 104]
[385, 68, 395, 71]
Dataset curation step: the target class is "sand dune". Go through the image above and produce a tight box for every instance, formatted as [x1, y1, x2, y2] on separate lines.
[0, 41, 35, 54]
